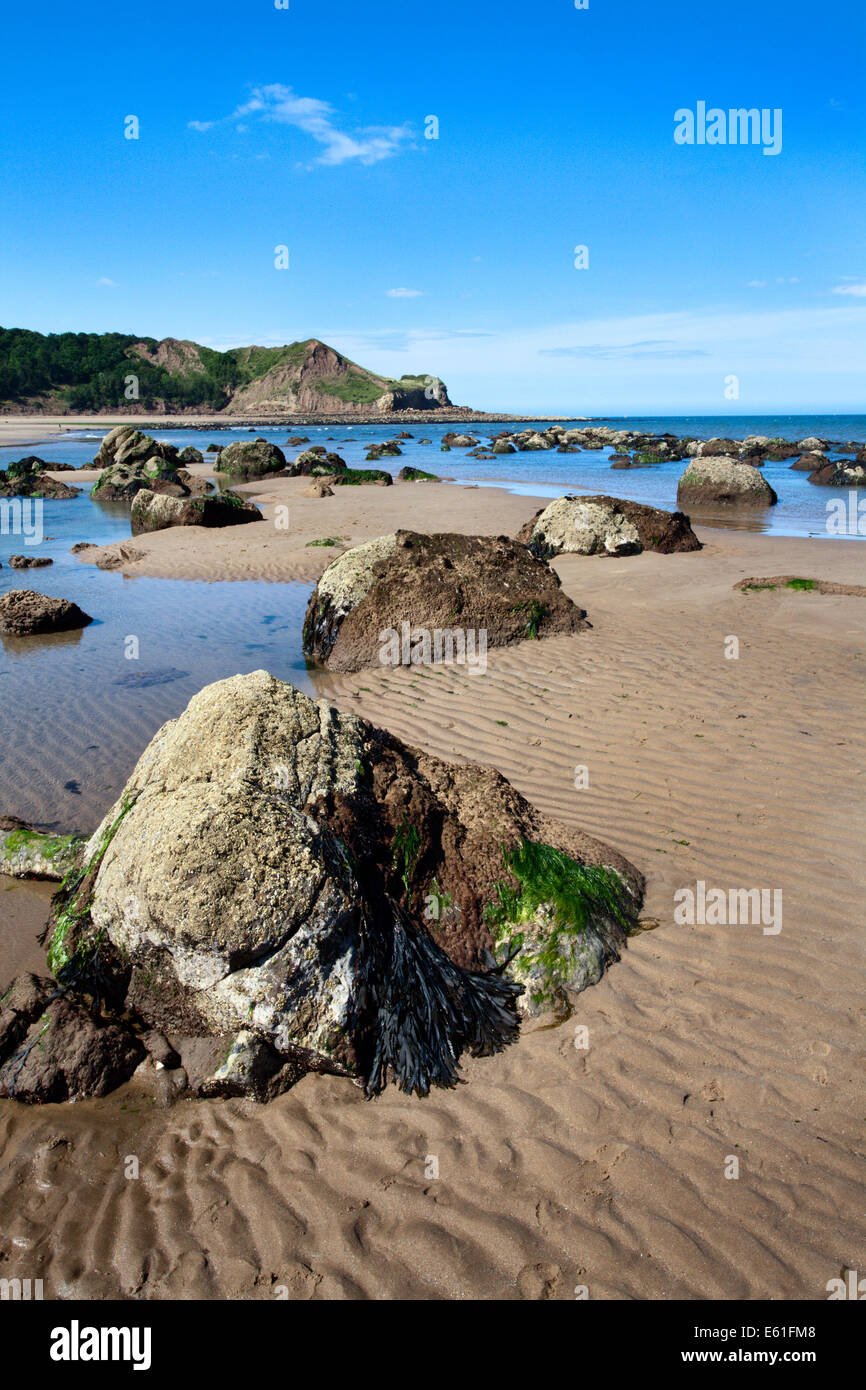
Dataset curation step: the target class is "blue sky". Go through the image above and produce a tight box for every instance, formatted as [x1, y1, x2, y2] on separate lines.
[1, 0, 864, 414]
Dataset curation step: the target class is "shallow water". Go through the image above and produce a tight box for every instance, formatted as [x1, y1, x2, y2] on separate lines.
[0, 488, 318, 831]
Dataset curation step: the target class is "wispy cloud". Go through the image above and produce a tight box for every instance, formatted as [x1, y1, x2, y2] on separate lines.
[540, 340, 709, 360]
[96, 277, 117, 287]
[832, 281, 866, 297]
[386, 287, 423, 299]
[188, 84, 414, 166]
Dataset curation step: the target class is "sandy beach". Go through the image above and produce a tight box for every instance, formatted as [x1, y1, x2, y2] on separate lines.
[1, 471, 863, 1300]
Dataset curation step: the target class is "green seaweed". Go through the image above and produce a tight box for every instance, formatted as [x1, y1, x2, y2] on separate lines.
[484, 841, 633, 1010]
[47, 795, 137, 980]
[391, 819, 421, 896]
[786, 577, 817, 591]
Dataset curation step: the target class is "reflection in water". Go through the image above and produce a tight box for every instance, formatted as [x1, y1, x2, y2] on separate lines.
[1, 624, 87, 657]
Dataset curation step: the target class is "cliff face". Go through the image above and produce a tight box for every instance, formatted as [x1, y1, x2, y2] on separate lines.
[0, 326, 455, 416]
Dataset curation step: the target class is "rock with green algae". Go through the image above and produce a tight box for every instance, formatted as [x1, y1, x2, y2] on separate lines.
[25, 670, 642, 1103]
[0, 818, 82, 879]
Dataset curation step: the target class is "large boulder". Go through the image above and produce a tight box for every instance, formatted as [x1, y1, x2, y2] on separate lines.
[93, 427, 180, 471]
[516, 496, 701, 558]
[677, 457, 778, 507]
[217, 438, 287, 478]
[303, 530, 588, 672]
[0, 590, 93, 636]
[130, 488, 263, 534]
[178, 445, 204, 464]
[31, 672, 642, 1101]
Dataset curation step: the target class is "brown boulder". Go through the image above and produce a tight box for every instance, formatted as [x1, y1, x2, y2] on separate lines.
[0, 590, 93, 636]
[303, 530, 587, 672]
[0, 986, 143, 1103]
[8, 555, 52, 569]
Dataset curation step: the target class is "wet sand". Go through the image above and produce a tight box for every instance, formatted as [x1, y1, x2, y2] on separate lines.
[0, 478, 863, 1300]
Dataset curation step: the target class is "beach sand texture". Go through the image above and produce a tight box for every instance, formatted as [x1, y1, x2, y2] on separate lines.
[0, 474, 863, 1300]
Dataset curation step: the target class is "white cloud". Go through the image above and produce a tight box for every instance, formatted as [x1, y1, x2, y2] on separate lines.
[188, 84, 414, 166]
[747, 280, 766, 288]
[96, 277, 117, 287]
[832, 282, 866, 297]
[386, 288, 423, 298]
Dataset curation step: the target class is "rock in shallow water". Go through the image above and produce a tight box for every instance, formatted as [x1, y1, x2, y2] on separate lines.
[0, 589, 93, 636]
[677, 457, 778, 507]
[13, 671, 642, 1102]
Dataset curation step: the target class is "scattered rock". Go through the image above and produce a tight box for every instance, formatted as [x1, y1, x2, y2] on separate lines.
[0, 990, 144, 1103]
[517, 496, 701, 557]
[130, 488, 263, 534]
[300, 479, 334, 498]
[0, 818, 81, 879]
[294, 449, 346, 476]
[0, 590, 93, 636]
[178, 445, 204, 464]
[397, 466, 440, 482]
[332, 468, 393, 487]
[677, 457, 778, 507]
[807, 459, 866, 487]
[217, 438, 287, 478]
[8, 555, 52, 569]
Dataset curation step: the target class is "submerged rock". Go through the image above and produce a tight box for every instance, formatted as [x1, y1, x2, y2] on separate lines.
[23, 671, 642, 1102]
[130, 488, 263, 533]
[0, 589, 93, 636]
[677, 457, 778, 507]
[8, 555, 52, 569]
[302, 530, 588, 671]
[516, 496, 701, 558]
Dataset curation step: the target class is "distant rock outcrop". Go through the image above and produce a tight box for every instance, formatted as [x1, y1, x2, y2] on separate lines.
[303, 530, 588, 672]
